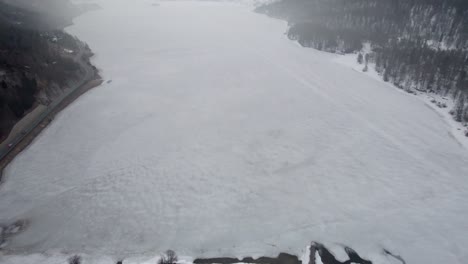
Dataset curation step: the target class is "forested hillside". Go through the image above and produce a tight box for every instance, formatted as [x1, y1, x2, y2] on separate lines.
[1, 0, 100, 30]
[0, 1, 96, 141]
[257, 0, 468, 127]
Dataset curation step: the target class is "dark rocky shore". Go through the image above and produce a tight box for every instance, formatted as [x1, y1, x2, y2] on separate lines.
[192, 242, 403, 264]
[0, 0, 102, 177]
[106, 243, 403, 264]
[0, 0, 100, 142]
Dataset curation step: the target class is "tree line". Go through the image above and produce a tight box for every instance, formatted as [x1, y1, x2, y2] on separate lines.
[257, 0, 468, 125]
[0, 0, 90, 141]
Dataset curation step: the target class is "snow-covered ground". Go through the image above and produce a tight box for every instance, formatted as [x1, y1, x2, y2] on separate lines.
[333, 46, 468, 150]
[2, 0, 468, 263]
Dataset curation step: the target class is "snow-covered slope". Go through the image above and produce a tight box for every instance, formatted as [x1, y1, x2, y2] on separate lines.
[1, 1, 468, 263]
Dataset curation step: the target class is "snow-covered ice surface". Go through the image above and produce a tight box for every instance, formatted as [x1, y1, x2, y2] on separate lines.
[2, 0, 468, 263]
[333, 48, 468, 150]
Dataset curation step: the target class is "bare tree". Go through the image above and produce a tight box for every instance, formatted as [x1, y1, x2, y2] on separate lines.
[158, 250, 178, 264]
[357, 53, 363, 64]
[68, 255, 81, 264]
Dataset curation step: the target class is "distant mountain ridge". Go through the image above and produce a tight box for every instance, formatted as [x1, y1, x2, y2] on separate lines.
[257, 0, 468, 127]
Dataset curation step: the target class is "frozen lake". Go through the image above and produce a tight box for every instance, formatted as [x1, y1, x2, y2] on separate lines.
[1, 1, 468, 263]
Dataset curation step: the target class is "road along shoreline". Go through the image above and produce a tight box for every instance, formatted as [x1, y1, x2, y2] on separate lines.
[0, 2, 103, 182]
[0, 73, 102, 182]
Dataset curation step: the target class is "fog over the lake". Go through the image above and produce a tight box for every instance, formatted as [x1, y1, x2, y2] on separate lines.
[1, 1, 468, 264]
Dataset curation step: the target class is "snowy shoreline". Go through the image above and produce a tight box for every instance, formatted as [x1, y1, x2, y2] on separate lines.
[260, 10, 468, 151]
[332, 50, 468, 150]
[0, 243, 400, 264]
